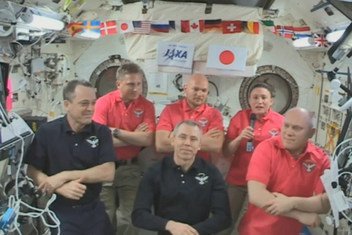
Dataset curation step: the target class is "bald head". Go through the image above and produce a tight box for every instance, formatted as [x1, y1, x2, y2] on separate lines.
[185, 73, 209, 85]
[281, 107, 316, 156]
[183, 73, 209, 109]
[285, 107, 315, 129]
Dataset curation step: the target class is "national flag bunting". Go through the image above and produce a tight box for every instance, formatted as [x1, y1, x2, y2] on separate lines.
[293, 26, 311, 39]
[132, 21, 151, 34]
[100, 20, 117, 37]
[67, 22, 83, 36]
[243, 21, 260, 34]
[118, 21, 134, 33]
[181, 20, 204, 33]
[275, 25, 294, 38]
[222, 21, 242, 34]
[80, 20, 101, 38]
[151, 21, 170, 33]
[313, 33, 330, 47]
[204, 19, 222, 32]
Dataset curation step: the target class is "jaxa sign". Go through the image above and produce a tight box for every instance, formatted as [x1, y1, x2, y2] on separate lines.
[157, 42, 195, 69]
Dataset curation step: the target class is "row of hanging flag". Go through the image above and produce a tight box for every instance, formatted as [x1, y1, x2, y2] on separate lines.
[262, 20, 331, 48]
[67, 19, 260, 38]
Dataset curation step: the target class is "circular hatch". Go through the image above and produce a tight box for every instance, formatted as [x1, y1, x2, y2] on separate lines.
[89, 55, 148, 98]
[239, 65, 299, 114]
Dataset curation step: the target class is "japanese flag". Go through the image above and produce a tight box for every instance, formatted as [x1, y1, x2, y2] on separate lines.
[206, 45, 247, 71]
[118, 21, 134, 33]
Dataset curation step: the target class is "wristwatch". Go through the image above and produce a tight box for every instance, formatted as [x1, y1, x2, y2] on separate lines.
[112, 128, 121, 138]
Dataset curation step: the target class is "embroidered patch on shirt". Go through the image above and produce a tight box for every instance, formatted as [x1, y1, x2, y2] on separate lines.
[86, 136, 99, 148]
[195, 173, 209, 185]
[134, 108, 144, 118]
[198, 118, 209, 128]
[268, 129, 279, 137]
[302, 160, 316, 173]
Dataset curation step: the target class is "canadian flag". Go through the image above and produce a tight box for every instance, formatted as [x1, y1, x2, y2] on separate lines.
[118, 21, 134, 33]
[206, 45, 247, 71]
[181, 20, 204, 33]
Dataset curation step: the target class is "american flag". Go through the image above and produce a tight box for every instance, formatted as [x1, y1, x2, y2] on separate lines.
[132, 21, 151, 34]
[313, 33, 330, 47]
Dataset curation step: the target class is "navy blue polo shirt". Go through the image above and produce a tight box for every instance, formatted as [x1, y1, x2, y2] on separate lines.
[24, 116, 115, 206]
[132, 156, 231, 235]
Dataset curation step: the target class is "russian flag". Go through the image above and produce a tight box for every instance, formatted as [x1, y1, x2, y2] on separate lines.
[151, 21, 170, 33]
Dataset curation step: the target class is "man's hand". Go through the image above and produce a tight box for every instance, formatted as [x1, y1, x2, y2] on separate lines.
[55, 178, 87, 200]
[38, 172, 68, 194]
[165, 221, 199, 235]
[296, 212, 321, 227]
[204, 128, 222, 138]
[264, 192, 294, 215]
[135, 122, 149, 132]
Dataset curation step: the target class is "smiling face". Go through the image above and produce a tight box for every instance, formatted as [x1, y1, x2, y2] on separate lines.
[171, 122, 201, 167]
[248, 87, 273, 118]
[184, 74, 209, 109]
[281, 108, 315, 155]
[64, 84, 96, 132]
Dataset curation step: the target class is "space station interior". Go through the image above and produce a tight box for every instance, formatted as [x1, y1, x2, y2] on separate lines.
[0, 0, 352, 234]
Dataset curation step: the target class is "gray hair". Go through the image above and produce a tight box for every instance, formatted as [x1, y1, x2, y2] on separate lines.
[173, 120, 203, 136]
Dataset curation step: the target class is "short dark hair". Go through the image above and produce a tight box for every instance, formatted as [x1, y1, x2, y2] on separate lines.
[173, 120, 203, 136]
[116, 63, 144, 81]
[63, 80, 93, 101]
[249, 83, 275, 98]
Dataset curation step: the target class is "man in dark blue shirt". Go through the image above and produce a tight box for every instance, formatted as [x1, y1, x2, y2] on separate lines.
[24, 80, 115, 235]
[132, 120, 231, 235]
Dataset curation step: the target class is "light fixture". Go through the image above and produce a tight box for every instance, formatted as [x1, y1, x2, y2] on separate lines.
[19, 8, 65, 31]
[326, 29, 345, 42]
[292, 37, 315, 48]
[26, 14, 64, 31]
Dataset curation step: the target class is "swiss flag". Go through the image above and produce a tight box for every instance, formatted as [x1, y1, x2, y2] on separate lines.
[222, 21, 242, 34]
[100, 21, 117, 37]
[118, 21, 134, 33]
[206, 45, 247, 71]
[181, 20, 204, 33]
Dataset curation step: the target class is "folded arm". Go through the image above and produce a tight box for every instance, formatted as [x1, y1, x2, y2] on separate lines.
[155, 130, 173, 153]
[248, 180, 321, 226]
[27, 162, 115, 194]
[200, 129, 224, 153]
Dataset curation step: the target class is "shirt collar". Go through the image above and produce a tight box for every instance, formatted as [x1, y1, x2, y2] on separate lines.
[182, 99, 206, 113]
[250, 108, 273, 122]
[167, 155, 202, 172]
[63, 115, 93, 134]
[113, 90, 141, 105]
[275, 136, 315, 157]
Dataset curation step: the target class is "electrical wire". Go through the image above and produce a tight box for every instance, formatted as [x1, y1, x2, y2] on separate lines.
[0, 108, 60, 234]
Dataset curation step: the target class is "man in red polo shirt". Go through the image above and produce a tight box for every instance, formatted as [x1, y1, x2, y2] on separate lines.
[93, 62, 156, 235]
[156, 73, 224, 162]
[238, 107, 330, 235]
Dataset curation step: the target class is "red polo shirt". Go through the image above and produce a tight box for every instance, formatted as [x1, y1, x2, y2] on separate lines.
[226, 109, 284, 186]
[93, 90, 156, 160]
[157, 99, 223, 161]
[239, 136, 330, 235]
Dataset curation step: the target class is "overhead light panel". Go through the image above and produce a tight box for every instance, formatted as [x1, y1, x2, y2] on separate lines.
[19, 8, 65, 31]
